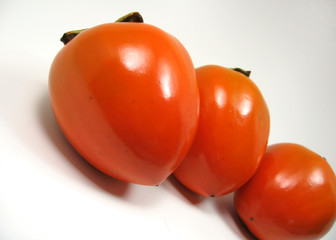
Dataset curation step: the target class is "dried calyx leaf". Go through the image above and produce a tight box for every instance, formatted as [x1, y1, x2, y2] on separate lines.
[232, 68, 251, 77]
[60, 12, 143, 45]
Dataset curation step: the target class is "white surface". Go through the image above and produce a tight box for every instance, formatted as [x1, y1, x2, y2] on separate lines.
[1, 0, 336, 239]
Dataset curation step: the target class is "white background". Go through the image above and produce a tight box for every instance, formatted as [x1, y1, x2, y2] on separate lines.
[1, 0, 336, 239]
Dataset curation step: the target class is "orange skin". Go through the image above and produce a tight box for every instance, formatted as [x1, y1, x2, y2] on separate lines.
[49, 23, 199, 185]
[174, 65, 270, 197]
[234, 143, 336, 240]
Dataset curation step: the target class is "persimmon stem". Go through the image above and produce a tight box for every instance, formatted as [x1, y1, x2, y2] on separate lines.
[232, 68, 251, 77]
[115, 12, 143, 23]
[60, 12, 144, 45]
[60, 29, 87, 45]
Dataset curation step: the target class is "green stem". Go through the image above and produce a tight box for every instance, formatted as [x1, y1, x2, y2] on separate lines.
[60, 12, 143, 45]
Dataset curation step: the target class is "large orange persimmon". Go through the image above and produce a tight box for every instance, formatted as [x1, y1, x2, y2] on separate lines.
[49, 13, 199, 185]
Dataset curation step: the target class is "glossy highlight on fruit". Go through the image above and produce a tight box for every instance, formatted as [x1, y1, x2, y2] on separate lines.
[49, 14, 199, 186]
[234, 143, 336, 240]
[174, 65, 270, 197]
